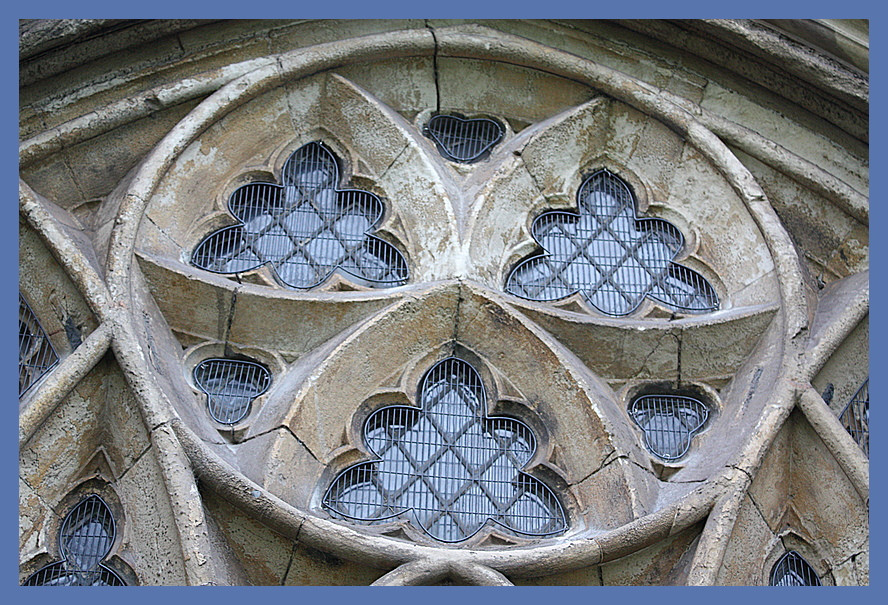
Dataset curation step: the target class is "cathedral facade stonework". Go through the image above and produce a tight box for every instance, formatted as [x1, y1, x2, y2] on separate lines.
[19, 19, 868, 585]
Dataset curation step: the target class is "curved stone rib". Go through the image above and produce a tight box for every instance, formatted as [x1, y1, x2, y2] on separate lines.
[173, 414, 731, 576]
[101, 25, 811, 581]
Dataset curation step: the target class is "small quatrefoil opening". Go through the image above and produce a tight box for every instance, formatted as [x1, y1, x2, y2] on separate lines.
[323, 357, 567, 543]
[506, 170, 719, 316]
[628, 394, 709, 461]
[192, 141, 408, 289]
[23, 495, 126, 586]
[425, 114, 504, 163]
[193, 358, 271, 425]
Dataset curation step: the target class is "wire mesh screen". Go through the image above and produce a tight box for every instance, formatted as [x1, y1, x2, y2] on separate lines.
[629, 394, 709, 461]
[425, 114, 504, 163]
[769, 551, 822, 586]
[192, 141, 408, 289]
[23, 495, 126, 587]
[193, 358, 271, 425]
[506, 170, 719, 316]
[323, 357, 566, 543]
[19, 294, 59, 397]
[839, 378, 868, 458]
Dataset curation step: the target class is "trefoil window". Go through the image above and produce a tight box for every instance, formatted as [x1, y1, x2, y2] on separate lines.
[505, 169, 719, 316]
[193, 358, 271, 425]
[323, 357, 567, 543]
[629, 394, 709, 461]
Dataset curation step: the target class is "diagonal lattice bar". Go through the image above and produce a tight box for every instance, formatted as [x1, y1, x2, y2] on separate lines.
[192, 141, 408, 289]
[839, 378, 868, 458]
[506, 169, 719, 316]
[323, 357, 566, 543]
[19, 293, 59, 397]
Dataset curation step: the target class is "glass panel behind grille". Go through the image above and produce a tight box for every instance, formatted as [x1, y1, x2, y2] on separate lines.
[323, 357, 567, 543]
[192, 141, 408, 289]
[629, 394, 709, 461]
[506, 170, 719, 316]
[193, 358, 271, 425]
[19, 294, 59, 397]
[769, 551, 822, 586]
[839, 378, 868, 458]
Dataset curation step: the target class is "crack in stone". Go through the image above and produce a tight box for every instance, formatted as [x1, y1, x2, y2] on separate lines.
[143, 213, 180, 249]
[451, 279, 464, 348]
[222, 286, 239, 356]
[380, 143, 409, 181]
[571, 448, 621, 485]
[21, 474, 61, 519]
[630, 330, 673, 381]
[675, 330, 682, 386]
[117, 442, 153, 481]
[425, 21, 440, 113]
[280, 542, 297, 585]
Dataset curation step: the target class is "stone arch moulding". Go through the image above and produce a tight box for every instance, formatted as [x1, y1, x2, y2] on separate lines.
[23, 22, 865, 585]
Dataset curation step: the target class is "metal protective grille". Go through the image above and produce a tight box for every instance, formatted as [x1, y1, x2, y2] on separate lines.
[193, 358, 271, 425]
[323, 357, 567, 543]
[192, 141, 408, 289]
[425, 114, 504, 163]
[769, 551, 822, 586]
[23, 495, 126, 587]
[19, 294, 59, 397]
[629, 394, 709, 461]
[506, 170, 719, 316]
[839, 378, 868, 458]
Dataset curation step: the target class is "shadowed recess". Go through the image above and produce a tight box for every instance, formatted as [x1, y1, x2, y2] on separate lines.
[839, 378, 868, 458]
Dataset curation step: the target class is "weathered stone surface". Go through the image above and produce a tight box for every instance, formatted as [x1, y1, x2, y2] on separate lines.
[18, 19, 868, 585]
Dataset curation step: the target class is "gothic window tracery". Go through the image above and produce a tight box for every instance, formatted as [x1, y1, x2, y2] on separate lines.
[323, 357, 567, 543]
[505, 170, 719, 316]
[19, 20, 867, 585]
[191, 141, 408, 289]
